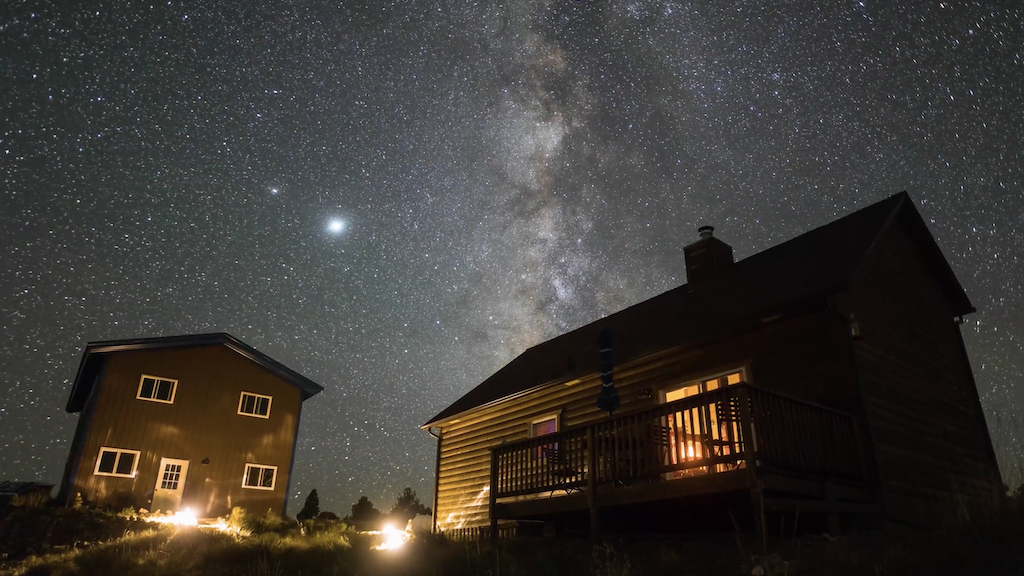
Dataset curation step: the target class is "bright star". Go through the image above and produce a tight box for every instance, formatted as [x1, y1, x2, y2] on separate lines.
[327, 218, 346, 234]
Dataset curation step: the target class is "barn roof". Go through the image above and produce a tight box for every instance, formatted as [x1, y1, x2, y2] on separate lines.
[65, 332, 324, 412]
[423, 192, 974, 427]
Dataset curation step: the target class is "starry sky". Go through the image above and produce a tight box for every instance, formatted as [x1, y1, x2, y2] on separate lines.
[2, 1, 1022, 515]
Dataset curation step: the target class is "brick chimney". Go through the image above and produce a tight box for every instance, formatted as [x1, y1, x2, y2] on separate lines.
[684, 226, 734, 288]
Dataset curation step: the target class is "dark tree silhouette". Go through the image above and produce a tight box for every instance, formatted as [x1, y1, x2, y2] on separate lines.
[389, 487, 431, 522]
[296, 488, 320, 521]
[345, 496, 382, 523]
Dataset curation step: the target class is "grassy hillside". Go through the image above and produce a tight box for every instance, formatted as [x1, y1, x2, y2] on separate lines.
[1, 492, 1022, 576]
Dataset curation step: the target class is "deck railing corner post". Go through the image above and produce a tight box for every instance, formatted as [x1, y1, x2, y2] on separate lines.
[586, 426, 600, 541]
[736, 384, 760, 475]
[489, 448, 499, 544]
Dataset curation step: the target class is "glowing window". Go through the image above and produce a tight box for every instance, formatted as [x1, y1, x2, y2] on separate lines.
[530, 414, 559, 459]
[664, 369, 746, 402]
[530, 416, 558, 437]
[662, 369, 747, 472]
[238, 392, 272, 418]
[94, 447, 140, 478]
[242, 463, 277, 490]
[137, 375, 177, 404]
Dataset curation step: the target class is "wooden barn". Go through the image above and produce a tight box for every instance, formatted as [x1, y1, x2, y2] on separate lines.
[57, 333, 323, 517]
[422, 192, 1002, 539]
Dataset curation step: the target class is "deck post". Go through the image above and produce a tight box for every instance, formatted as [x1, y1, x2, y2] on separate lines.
[737, 385, 765, 551]
[586, 427, 601, 542]
[489, 448, 499, 544]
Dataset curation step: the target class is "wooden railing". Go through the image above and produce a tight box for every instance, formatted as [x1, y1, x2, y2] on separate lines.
[745, 386, 863, 478]
[491, 384, 863, 500]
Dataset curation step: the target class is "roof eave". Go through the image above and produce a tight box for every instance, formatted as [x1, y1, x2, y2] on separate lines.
[65, 333, 324, 412]
[421, 292, 840, 429]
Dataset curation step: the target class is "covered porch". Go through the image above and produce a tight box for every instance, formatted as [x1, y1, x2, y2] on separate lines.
[488, 384, 876, 539]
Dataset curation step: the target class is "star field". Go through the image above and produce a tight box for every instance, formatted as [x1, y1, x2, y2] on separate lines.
[2, 1, 1022, 514]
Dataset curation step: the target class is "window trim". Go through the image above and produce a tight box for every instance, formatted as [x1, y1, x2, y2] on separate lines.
[242, 463, 277, 490]
[661, 366, 748, 402]
[530, 413, 560, 460]
[94, 447, 141, 478]
[136, 374, 178, 404]
[237, 391, 273, 419]
[529, 413, 560, 437]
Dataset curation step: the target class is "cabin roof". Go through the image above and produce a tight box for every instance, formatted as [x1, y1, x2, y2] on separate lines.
[423, 192, 974, 427]
[65, 332, 324, 412]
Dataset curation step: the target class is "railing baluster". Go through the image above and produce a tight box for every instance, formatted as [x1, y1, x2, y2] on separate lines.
[491, 384, 863, 500]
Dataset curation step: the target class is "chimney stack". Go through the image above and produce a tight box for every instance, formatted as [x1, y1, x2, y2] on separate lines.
[684, 225, 734, 288]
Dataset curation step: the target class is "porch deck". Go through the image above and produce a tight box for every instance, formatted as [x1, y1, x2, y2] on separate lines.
[488, 384, 876, 538]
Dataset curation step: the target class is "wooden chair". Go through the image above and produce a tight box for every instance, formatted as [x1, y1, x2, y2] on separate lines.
[644, 423, 672, 476]
[708, 398, 743, 469]
[542, 445, 581, 496]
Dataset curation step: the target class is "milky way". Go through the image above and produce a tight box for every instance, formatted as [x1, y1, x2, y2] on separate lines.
[2, 1, 1022, 514]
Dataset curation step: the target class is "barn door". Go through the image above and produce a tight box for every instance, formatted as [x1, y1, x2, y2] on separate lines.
[151, 457, 190, 512]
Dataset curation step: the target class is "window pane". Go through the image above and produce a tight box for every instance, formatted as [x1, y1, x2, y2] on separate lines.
[140, 378, 155, 398]
[256, 397, 269, 415]
[115, 452, 135, 475]
[242, 394, 255, 414]
[245, 466, 259, 486]
[531, 418, 556, 436]
[727, 372, 742, 385]
[260, 468, 274, 487]
[161, 464, 181, 489]
[98, 450, 117, 473]
[155, 380, 173, 401]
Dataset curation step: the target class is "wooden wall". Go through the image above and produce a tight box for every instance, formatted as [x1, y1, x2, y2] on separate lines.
[432, 305, 862, 531]
[840, 219, 1001, 525]
[63, 345, 302, 517]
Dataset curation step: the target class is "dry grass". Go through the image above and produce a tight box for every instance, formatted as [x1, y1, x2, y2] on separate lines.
[2, 495, 1023, 576]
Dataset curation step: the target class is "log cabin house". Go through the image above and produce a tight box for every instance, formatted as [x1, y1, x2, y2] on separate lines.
[58, 333, 323, 518]
[422, 192, 1002, 539]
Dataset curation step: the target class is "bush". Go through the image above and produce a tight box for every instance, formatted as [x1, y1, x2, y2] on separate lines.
[0, 506, 153, 562]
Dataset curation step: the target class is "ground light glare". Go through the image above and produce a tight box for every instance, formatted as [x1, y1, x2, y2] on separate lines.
[0, 2, 1021, 516]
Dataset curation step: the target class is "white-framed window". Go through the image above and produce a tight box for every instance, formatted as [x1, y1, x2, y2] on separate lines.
[530, 414, 559, 437]
[661, 367, 748, 473]
[137, 374, 177, 404]
[662, 368, 746, 403]
[159, 463, 184, 490]
[94, 447, 141, 478]
[237, 392, 272, 418]
[242, 463, 277, 490]
[530, 413, 559, 459]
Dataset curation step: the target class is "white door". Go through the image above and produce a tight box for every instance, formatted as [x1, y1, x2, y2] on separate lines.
[152, 457, 190, 512]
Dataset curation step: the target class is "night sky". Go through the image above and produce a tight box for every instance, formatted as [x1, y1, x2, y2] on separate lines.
[2, 1, 1022, 515]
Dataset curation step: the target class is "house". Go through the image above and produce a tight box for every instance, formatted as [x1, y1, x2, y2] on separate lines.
[421, 192, 1002, 539]
[57, 333, 323, 517]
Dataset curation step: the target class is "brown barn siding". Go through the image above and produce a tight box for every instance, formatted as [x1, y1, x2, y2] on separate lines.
[843, 222, 1000, 524]
[433, 307, 862, 531]
[66, 345, 301, 517]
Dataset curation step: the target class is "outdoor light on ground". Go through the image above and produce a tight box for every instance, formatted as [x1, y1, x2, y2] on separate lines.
[145, 508, 198, 527]
[367, 523, 409, 551]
